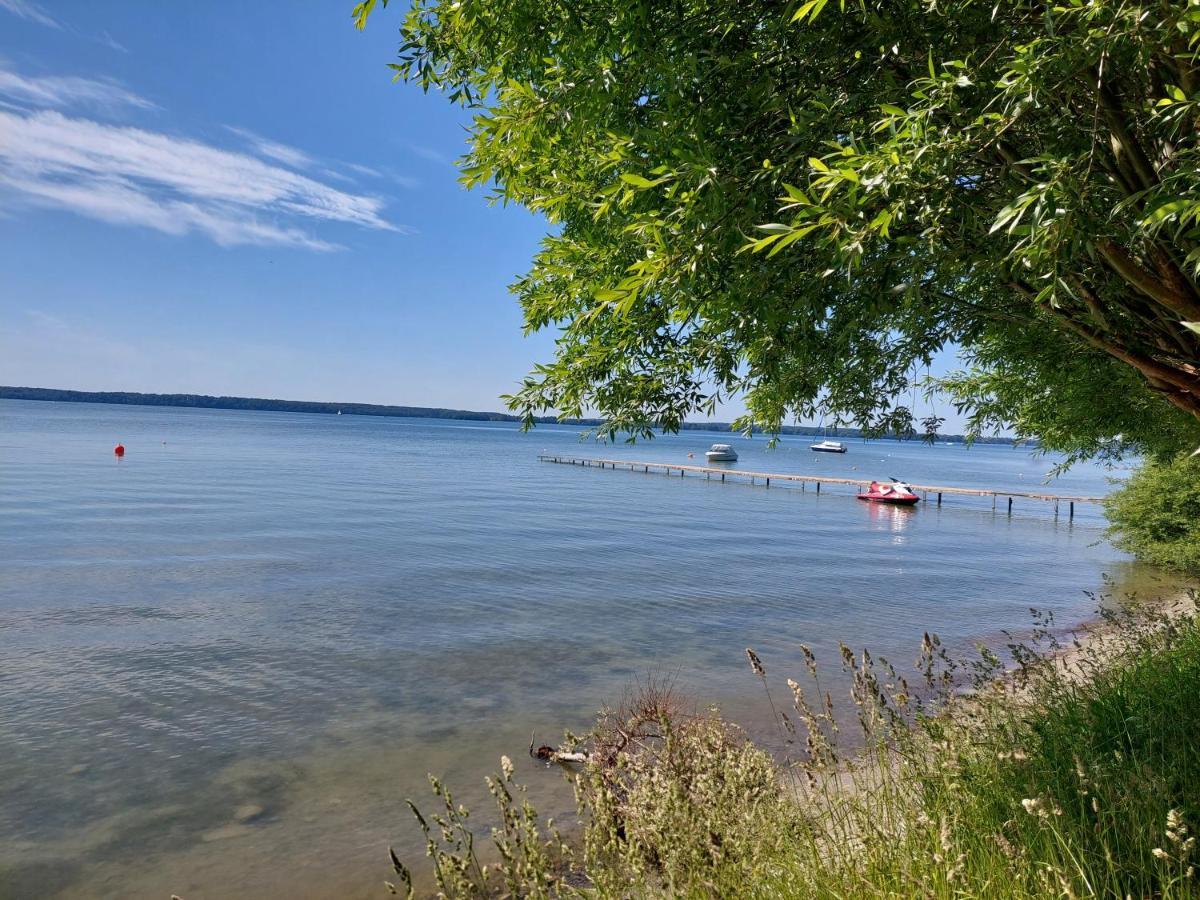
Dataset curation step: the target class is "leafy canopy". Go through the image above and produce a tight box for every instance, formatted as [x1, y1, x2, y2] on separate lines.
[356, 0, 1200, 462]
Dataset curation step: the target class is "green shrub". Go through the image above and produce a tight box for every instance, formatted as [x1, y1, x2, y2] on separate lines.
[1106, 455, 1200, 573]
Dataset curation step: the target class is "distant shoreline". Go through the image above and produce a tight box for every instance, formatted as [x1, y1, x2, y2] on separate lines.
[0, 386, 1027, 445]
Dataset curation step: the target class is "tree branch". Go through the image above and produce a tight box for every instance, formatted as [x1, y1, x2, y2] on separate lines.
[1095, 74, 1159, 192]
[1048, 307, 1200, 404]
[1096, 240, 1200, 321]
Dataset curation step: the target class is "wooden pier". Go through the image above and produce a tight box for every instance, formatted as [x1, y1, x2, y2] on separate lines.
[537, 455, 1105, 519]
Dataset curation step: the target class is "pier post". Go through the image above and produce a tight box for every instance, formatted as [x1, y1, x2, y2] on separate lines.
[992, 494, 996, 510]
[937, 492, 942, 507]
[721, 473, 725, 482]
[1054, 500, 1059, 518]
[1069, 501, 1074, 520]
[1007, 496, 1013, 515]
[766, 477, 770, 487]
[816, 482, 821, 494]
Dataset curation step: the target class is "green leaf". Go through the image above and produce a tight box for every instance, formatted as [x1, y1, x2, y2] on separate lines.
[868, 209, 892, 236]
[1144, 199, 1196, 226]
[352, 0, 383, 31]
[619, 173, 668, 189]
[740, 233, 783, 254]
[766, 224, 819, 256]
[791, 0, 828, 23]
[781, 183, 812, 204]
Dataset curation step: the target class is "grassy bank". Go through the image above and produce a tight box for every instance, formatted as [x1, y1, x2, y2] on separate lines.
[392, 592, 1200, 898]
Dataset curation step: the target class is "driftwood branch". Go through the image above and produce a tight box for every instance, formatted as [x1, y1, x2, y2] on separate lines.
[529, 732, 590, 764]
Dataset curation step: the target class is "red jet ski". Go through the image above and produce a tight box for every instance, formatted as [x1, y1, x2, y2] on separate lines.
[857, 478, 921, 506]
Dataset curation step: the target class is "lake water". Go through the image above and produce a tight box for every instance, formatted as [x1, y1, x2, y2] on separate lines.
[0, 399, 1174, 898]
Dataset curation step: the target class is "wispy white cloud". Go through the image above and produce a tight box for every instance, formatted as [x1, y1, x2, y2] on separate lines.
[380, 167, 421, 190]
[345, 161, 383, 179]
[24, 308, 68, 330]
[225, 125, 314, 170]
[98, 31, 128, 54]
[0, 67, 156, 112]
[404, 141, 454, 166]
[0, 2, 128, 53]
[329, 162, 421, 191]
[229, 128, 420, 191]
[0, 108, 402, 249]
[0, 0, 60, 29]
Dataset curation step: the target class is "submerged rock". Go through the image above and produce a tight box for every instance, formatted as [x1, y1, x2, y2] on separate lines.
[232, 803, 265, 824]
[199, 823, 254, 843]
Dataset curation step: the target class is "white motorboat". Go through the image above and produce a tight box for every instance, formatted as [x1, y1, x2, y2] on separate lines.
[704, 443, 738, 462]
[810, 440, 848, 453]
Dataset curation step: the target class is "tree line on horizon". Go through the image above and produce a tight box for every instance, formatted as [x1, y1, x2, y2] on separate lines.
[0, 386, 1024, 444]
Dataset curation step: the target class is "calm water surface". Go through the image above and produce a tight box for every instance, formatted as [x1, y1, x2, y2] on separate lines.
[0, 400, 1171, 898]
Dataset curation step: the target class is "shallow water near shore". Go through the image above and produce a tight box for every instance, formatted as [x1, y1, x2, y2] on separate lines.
[0, 399, 1170, 898]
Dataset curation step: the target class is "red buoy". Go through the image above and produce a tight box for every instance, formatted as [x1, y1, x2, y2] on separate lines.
[114, 443, 125, 457]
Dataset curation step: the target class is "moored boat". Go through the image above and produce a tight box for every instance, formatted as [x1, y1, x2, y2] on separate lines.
[857, 479, 920, 505]
[810, 440, 847, 453]
[704, 443, 738, 462]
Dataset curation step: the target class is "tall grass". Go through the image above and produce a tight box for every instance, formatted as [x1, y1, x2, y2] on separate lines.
[389, 592, 1200, 898]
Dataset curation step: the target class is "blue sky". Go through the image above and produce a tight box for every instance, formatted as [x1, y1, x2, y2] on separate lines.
[0, 1, 966, 429]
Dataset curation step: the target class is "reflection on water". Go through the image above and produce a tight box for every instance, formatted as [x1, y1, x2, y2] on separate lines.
[0, 399, 1160, 899]
[862, 498, 917, 541]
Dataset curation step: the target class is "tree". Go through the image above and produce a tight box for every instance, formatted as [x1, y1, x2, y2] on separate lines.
[1106, 453, 1200, 573]
[355, 0, 1200, 462]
